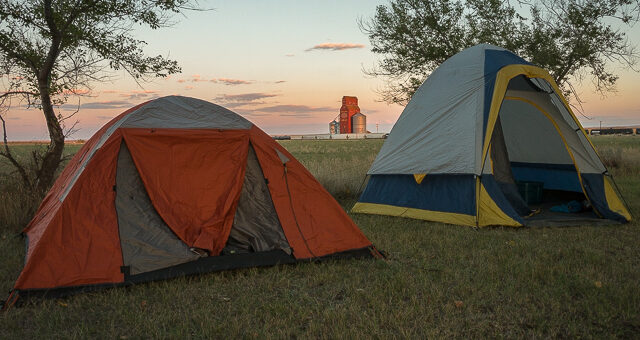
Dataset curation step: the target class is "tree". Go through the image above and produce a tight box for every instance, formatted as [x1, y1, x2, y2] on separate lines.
[360, 0, 640, 105]
[0, 0, 194, 195]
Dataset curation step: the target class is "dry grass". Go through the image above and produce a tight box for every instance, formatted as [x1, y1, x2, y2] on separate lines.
[0, 136, 639, 338]
[278, 139, 383, 197]
[598, 146, 640, 175]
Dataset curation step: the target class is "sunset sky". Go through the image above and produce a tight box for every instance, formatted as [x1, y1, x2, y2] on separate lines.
[5, 0, 640, 140]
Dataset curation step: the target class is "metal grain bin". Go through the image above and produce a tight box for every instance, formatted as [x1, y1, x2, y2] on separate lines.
[329, 120, 339, 134]
[351, 113, 366, 134]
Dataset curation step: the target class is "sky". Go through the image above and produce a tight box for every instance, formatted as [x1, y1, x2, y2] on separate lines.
[5, 0, 640, 140]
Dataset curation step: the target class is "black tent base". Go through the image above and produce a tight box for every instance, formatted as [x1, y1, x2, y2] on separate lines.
[524, 212, 621, 227]
[522, 192, 623, 227]
[5, 246, 380, 308]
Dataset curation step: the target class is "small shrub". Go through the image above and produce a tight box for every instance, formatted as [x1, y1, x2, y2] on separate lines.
[597, 146, 640, 175]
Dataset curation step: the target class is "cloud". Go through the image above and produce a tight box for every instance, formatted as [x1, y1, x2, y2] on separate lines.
[119, 90, 158, 100]
[278, 113, 314, 118]
[190, 74, 208, 82]
[214, 92, 279, 107]
[305, 42, 365, 52]
[102, 90, 119, 94]
[285, 53, 295, 57]
[253, 104, 333, 118]
[60, 100, 133, 110]
[62, 88, 91, 95]
[256, 104, 333, 113]
[222, 102, 261, 109]
[97, 115, 113, 120]
[274, 80, 286, 84]
[185, 85, 194, 90]
[214, 92, 280, 109]
[216, 78, 253, 85]
[177, 75, 207, 83]
[235, 110, 272, 117]
[7, 117, 20, 120]
[175, 76, 253, 85]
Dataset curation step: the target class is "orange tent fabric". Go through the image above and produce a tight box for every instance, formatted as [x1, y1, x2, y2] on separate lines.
[122, 128, 249, 254]
[16, 133, 125, 289]
[7, 96, 376, 304]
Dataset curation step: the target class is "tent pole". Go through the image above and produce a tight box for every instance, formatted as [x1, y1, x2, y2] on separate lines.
[475, 175, 480, 228]
[606, 172, 635, 220]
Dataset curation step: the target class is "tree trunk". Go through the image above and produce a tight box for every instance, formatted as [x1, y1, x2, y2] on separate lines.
[35, 79, 65, 195]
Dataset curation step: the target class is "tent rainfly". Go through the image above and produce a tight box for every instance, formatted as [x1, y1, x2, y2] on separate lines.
[353, 44, 631, 227]
[4, 96, 379, 307]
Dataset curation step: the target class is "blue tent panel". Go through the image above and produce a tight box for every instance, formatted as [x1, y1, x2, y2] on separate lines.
[358, 174, 475, 215]
[581, 174, 627, 222]
[480, 175, 524, 224]
[511, 162, 582, 192]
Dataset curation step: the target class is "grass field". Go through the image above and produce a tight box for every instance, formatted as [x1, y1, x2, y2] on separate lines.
[1, 136, 639, 338]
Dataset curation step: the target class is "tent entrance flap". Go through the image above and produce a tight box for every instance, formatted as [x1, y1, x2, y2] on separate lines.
[224, 144, 291, 255]
[115, 141, 199, 275]
[489, 116, 531, 216]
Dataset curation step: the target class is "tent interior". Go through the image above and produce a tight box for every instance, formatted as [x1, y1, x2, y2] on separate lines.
[488, 75, 618, 226]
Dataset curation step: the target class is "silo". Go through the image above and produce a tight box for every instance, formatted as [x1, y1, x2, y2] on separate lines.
[329, 120, 339, 134]
[351, 113, 366, 134]
[339, 96, 360, 133]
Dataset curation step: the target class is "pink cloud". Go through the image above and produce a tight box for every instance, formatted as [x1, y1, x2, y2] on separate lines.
[305, 42, 365, 52]
[119, 90, 158, 100]
[217, 78, 253, 85]
[191, 74, 207, 82]
[62, 88, 91, 95]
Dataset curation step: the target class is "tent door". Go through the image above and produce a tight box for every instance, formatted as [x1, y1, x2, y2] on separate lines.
[489, 117, 531, 216]
[223, 144, 291, 255]
[115, 141, 199, 275]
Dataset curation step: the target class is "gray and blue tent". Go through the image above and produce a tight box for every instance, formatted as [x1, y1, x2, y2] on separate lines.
[353, 44, 630, 227]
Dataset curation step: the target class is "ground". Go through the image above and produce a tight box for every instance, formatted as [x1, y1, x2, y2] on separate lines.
[0, 136, 638, 338]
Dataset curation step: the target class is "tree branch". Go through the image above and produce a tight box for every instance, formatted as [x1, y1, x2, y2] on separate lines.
[0, 114, 31, 187]
[0, 91, 38, 99]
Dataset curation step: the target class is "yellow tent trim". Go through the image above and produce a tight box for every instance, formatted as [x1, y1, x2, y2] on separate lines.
[603, 177, 632, 221]
[413, 173, 426, 184]
[352, 202, 476, 226]
[477, 183, 523, 227]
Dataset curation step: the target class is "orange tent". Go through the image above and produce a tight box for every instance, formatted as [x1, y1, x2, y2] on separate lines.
[5, 96, 377, 306]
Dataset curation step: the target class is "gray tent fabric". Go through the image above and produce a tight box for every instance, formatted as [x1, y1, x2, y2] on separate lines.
[368, 44, 494, 175]
[224, 145, 291, 254]
[120, 96, 253, 130]
[115, 142, 199, 275]
[275, 148, 290, 164]
[490, 118, 531, 216]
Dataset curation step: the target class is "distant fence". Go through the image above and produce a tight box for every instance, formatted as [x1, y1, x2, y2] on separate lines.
[587, 128, 637, 135]
[273, 133, 388, 140]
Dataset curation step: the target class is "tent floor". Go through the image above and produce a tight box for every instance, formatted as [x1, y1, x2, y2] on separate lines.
[523, 202, 620, 227]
